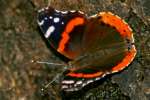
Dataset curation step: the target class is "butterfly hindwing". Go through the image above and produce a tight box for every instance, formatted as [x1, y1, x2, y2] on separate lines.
[61, 12, 136, 91]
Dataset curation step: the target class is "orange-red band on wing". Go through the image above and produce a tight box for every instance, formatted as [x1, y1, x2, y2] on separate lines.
[57, 17, 85, 54]
[67, 71, 104, 78]
[111, 46, 136, 72]
[99, 12, 132, 38]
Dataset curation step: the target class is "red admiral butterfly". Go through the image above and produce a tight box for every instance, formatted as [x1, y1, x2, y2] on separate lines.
[37, 7, 136, 92]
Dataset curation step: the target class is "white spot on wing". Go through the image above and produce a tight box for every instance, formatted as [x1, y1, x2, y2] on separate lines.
[61, 11, 68, 14]
[90, 14, 97, 18]
[108, 12, 114, 15]
[45, 7, 49, 10]
[78, 11, 84, 14]
[61, 85, 68, 89]
[131, 34, 135, 43]
[76, 81, 82, 85]
[62, 80, 74, 84]
[38, 8, 44, 13]
[45, 26, 55, 38]
[95, 77, 100, 81]
[99, 12, 106, 15]
[53, 17, 60, 23]
[70, 10, 76, 13]
[115, 15, 121, 19]
[128, 26, 132, 32]
[62, 22, 64, 25]
[123, 20, 128, 25]
[82, 83, 86, 87]
[37, 20, 44, 26]
[55, 9, 60, 13]
[49, 16, 53, 19]
[44, 17, 48, 20]
[86, 80, 93, 84]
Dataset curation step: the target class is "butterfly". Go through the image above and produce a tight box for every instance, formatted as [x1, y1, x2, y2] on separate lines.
[37, 6, 136, 92]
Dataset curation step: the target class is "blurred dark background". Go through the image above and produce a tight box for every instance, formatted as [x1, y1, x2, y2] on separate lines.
[0, 0, 150, 100]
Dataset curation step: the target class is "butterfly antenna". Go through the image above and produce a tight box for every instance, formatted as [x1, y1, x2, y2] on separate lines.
[31, 59, 67, 90]
[31, 60, 65, 66]
[41, 67, 67, 91]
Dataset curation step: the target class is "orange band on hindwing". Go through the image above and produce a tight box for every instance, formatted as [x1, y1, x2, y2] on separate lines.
[67, 71, 104, 78]
[111, 46, 136, 72]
